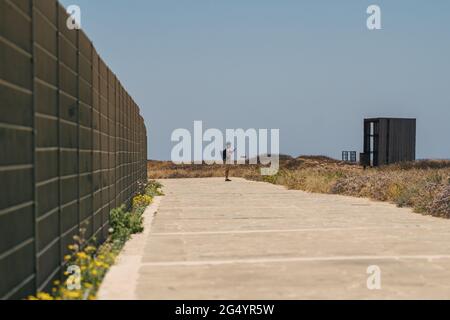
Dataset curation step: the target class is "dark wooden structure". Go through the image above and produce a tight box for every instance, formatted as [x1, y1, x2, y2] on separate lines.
[0, 0, 147, 299]
[342, 151, 357, 163]
[362, 118, 416, 167]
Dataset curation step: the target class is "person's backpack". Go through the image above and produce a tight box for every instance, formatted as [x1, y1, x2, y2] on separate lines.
[222, 149, 227, 162]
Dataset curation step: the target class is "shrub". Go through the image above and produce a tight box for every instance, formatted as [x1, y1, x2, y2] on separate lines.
[110, 205, 144, 242]
[394, 185, 418, 208]
[262, 173, 279, 185]
[428, 185, 450, 218]
[146, 180, 164, 197]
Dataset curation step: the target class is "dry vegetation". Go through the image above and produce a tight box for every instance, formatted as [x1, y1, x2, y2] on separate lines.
[148, 157, 450, 219]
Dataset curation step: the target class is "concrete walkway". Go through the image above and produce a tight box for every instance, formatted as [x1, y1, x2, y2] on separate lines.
[99, 178, 450, 300]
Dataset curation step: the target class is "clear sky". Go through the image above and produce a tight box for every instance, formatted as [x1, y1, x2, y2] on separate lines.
[61, 0, 450, 160]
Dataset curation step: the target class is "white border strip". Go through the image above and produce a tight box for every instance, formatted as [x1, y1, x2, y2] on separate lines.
[141, 255, 450, 267]
[150, 226, 428, 236]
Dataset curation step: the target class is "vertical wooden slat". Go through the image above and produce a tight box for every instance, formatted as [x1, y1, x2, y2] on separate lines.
[56, 0, 62, 282]
[31, 0, 38, 294]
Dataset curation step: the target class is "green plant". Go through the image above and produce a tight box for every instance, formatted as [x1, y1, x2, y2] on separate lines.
[146, 180, 164, 196]
[110, 205, 144, 243]
[262, 173, 279, 184]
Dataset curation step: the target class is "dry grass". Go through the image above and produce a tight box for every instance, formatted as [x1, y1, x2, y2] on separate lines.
[148, 158, 450, 219]
[147, 160, 260, 179]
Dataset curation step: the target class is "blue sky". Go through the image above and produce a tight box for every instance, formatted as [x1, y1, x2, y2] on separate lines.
[61, 0, 450, 160]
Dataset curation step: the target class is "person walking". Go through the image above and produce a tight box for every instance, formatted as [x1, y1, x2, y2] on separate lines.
[222, 142, 235, 182]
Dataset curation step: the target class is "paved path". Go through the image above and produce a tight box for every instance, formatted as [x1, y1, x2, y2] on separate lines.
[99, 178, 450, 300]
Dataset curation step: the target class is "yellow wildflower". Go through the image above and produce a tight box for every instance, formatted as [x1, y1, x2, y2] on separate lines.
[132, 194, 153, 208]
[85, 246, 96, 252]
[63, 291, 81, 299]
[76, 252, 88, 260]
[37, 292, 53, 300]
